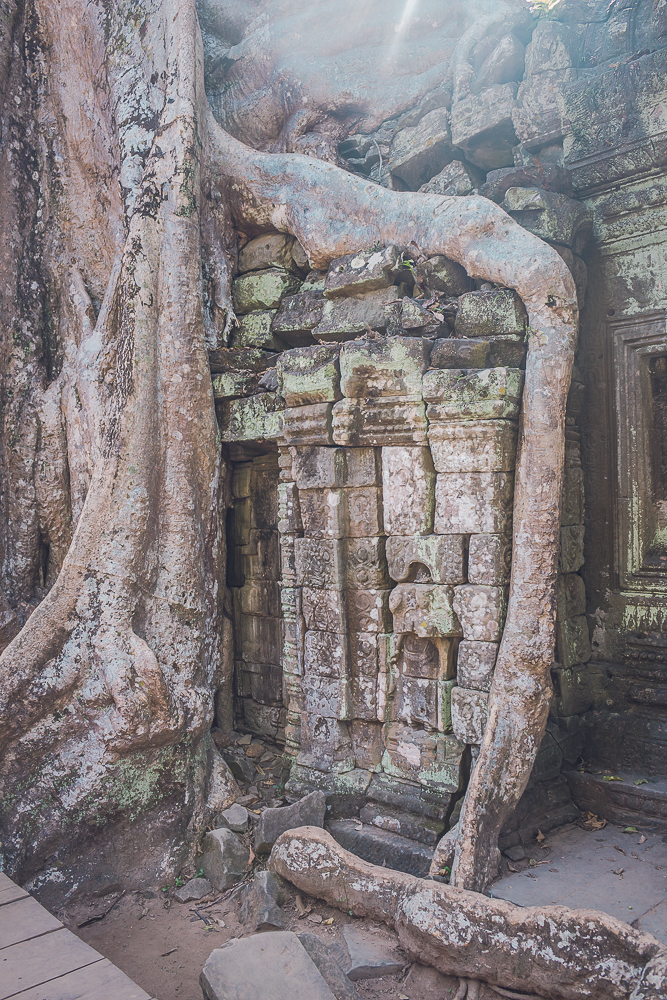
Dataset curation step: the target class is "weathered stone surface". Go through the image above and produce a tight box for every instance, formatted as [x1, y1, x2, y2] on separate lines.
[279, 403, 334, 447]
[200, 828, 250, 890]
[451, 687, 489, 743]
[324, 246, 400, 299]
[278, 481, 302, 534]
[291, 446, 380, 490]
[298, 934, 362, 1000]
[233, 268, 302, 314]
[304, 671, 351, 720]
[455, 289, 526, 338]
[212, 370, 262, 400]
[385, 534, 466, 585]
[456, 640, 498, 693]
[332, 397, 428, 447]
[239, 614, 282, 665]
[255, 790, 326, 853]
[296, 538, 343, 590]
[298, 487, 382, 539]
[434, 473, 514, 535]
[512, 72, 570, 149]
[403, 963, 457, 995]
[486, 335, 527, 368]
[557, 573, 586, 621]
[525, 20, 577, 77]
[450, 84, 518, 170]
[419, 161, 483, 197]
[381, 723, 464, 789]
[312, 287, 403, 341]
[562, 464, 585, 526]
[468, 533, 512, 586]
[481, 162, 574, 204]
[232, 309, 285, 351]
[278, 344, 341, 406]
[503, 188, 592, 253]
[346, 488, 384, 538]
[328, 819, 433, 878]
[359, 803, 445, 847]
[382, 446, 435, 536]
[453, 585, 506, 642]
[219, 803, 250, 834]
[347, 538, 390, 590]
[340, 337, 430, 398]
[389, 584, 461, 638]
[238, 232, 302, 274]
[556, 614, 592, 669]
[219, 393, 284, 442]
[201, 932, 336, 1000]
[471, 33, 525, 95]
[270, 828, 664, 1000]
[389, 108, 453, 189]
[209, 347, 277, 373]
[238, 870, 286, 932]
[559, 524, 585, 574]
[414, 254, 472, 296]
[342, 924, 406, 981]
[428, 420, 518, 474]
[429, 338, 490, 369]
[423, 367, 524, 420]
[302, 588, 391, 635]
[400, 298, 444, 337]
[272, 290, 325, 347]
[174, 876, 214, 903]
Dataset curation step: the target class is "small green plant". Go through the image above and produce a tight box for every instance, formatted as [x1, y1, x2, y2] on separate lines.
[174, 875, 186, 887]
[196, 868, 204, 878]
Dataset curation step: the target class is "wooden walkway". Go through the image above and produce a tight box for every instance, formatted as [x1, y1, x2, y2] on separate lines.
[0, 872, 155, 1000]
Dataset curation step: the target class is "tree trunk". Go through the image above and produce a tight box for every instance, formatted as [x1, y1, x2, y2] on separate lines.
[0, 0, 577, 891]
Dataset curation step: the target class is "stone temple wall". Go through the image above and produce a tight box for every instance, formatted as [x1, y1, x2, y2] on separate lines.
[214, 235, 586, 866]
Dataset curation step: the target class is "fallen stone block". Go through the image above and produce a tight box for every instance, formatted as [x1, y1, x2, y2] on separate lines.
[456, 640, 498, 692]
[341, 923, 406, 981]
[451, 686, 490, 743]
[233, 268, 302, 314]
[238, 232, 303, 274]
[218, 803, 249, 834]
[312, 287, 403, 341]
[429, 338, 490, 369]
[450, 83, 518, 170]
[270, 827, 666, 1000]
[389, 583, 461, 638]
[385, 534, 466, 585]
[327, 819, 433, 878]
[428, 420, 518, 474]
[419, 161, 483, 197]
[400, 297, 444, 337]
[389, 108, 454, 189]
[254, 790, 326, 853]
[339, 336, 430, 398]
[324, 246, 400, 298]
[174, 876, 214, 903]
[298, 933, 362, 1000]
[272, 290, 324, 347]
[382, 446, 435, 536]
[201, 932, 337, 1000]
[455, 288, 527, 338]
[423, 367, 524, 421]
[200, 828, 250, 891]
[277, 344, 341, 406]
[238, 870, 286, 932]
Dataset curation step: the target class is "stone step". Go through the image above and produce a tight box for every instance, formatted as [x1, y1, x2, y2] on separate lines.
[327, 819, 433, 877]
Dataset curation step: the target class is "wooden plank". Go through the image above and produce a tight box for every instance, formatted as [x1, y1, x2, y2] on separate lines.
[0, 927, 102, 999]
[0, 896, 62, 950]
[0, 875, 27, 908]
[10, 957, 152, 1000]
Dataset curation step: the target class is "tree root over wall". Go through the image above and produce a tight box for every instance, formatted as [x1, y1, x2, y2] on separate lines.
[270, 827, 667, 1000]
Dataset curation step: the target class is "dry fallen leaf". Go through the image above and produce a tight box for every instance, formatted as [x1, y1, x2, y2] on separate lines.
[323, 916, 334, 925]
[578, 812, 607, 831]
[639, 835, 647, 844]
[507, 862, 519, 873]
[612, 867, 624, 877]
[536, 829, 545, 844]
[614, 845, 626, 856]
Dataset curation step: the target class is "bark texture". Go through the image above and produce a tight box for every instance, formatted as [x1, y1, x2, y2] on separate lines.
[0, 0, 576, 891]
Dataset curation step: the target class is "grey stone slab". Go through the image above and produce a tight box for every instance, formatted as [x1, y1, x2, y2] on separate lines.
[201, 931, 337, 1000]
[341, 923, 406, 981]
[297, 933, 361, 1000]
[490, 822, 667, 943]
[327, 819, 433, 877]
[173, 877, 214, 904]
[254, 790, 326, 853]
[200, 828, 250, 891]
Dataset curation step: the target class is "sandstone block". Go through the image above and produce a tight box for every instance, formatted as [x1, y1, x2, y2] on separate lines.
[240, 614, 282, 665]
[332, 397, 428, 447]
[423, 367, 524, 420]
[278, 481, 302, 534]
[279, 402, 334, 446]
[428, 420, 518, 473]
[255, 791, 326, 852]
[487, 335, 527, 368]
[238, 870, 286, 932]
[174, 876, 214, 903]
[453, 585, 507, 642]
[312, 287, 403, 341]
[296, 537, 343, 589]
[382, 446, 435, 536]
[232, 464, 252, 498]
[232, 309, 284, 350]
[209, 346, 276, 373]
[212, 370, 261, 400]
[503, 187, 591, 253]
[559, 524, 585, 573]
[298, 933, 365, 1000]
[349, 719, 384, 767]
[393, 674, 439, 728]
[456, 640, 498, 692]
[513, 71, 571, 148]
[562, 464, 585, 526]
[524, 20, 576, 76]
[434, 473, 514, 534]
[556, 614, 592, 668]
[304, 673, 351, 720]
[450, 83, 518, 170]
[302, 588, 391, 633]
[219, 392, 283, 442]
[272, 290, 325, 347]
[472, 33, 525, 95]
[468, 533, 512, 586]
[219, 803, 250, 834]
[414, 254, 472, 296]
[291, 446, 380, 490]
[419, 161, 483, 197]
[238, 232, 301, 274]
[389, 583, 461, 638]
[557, 572, 586, 620]
[346, 487, 384, 537]
[339, 337, 430, 398]
[278, 344, 341, 405]
[346, 537, 390, 589]
[342, 923, 406, 981]
[347, 590, 392, 633]
[429, 338, 490, 369]
[298, 488, 345, 538]
[386, 534, 466, 585]
[324, 246, 400, 298]
[381, 722, 464, 788]
[243, 529, 280, 581]
[389, 107, 454, 189]
[200, 828, 250, 890]
[401, 298, 444, 337]
[455, 289, 527, 338]
[451, 687, 489, 743]
[239, 580, 281, 618]
[232, 268, 301, 314]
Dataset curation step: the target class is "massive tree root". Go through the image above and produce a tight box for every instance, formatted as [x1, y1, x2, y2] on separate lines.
[0, 0, 575, 891]
[270, 827, 667, 1000]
